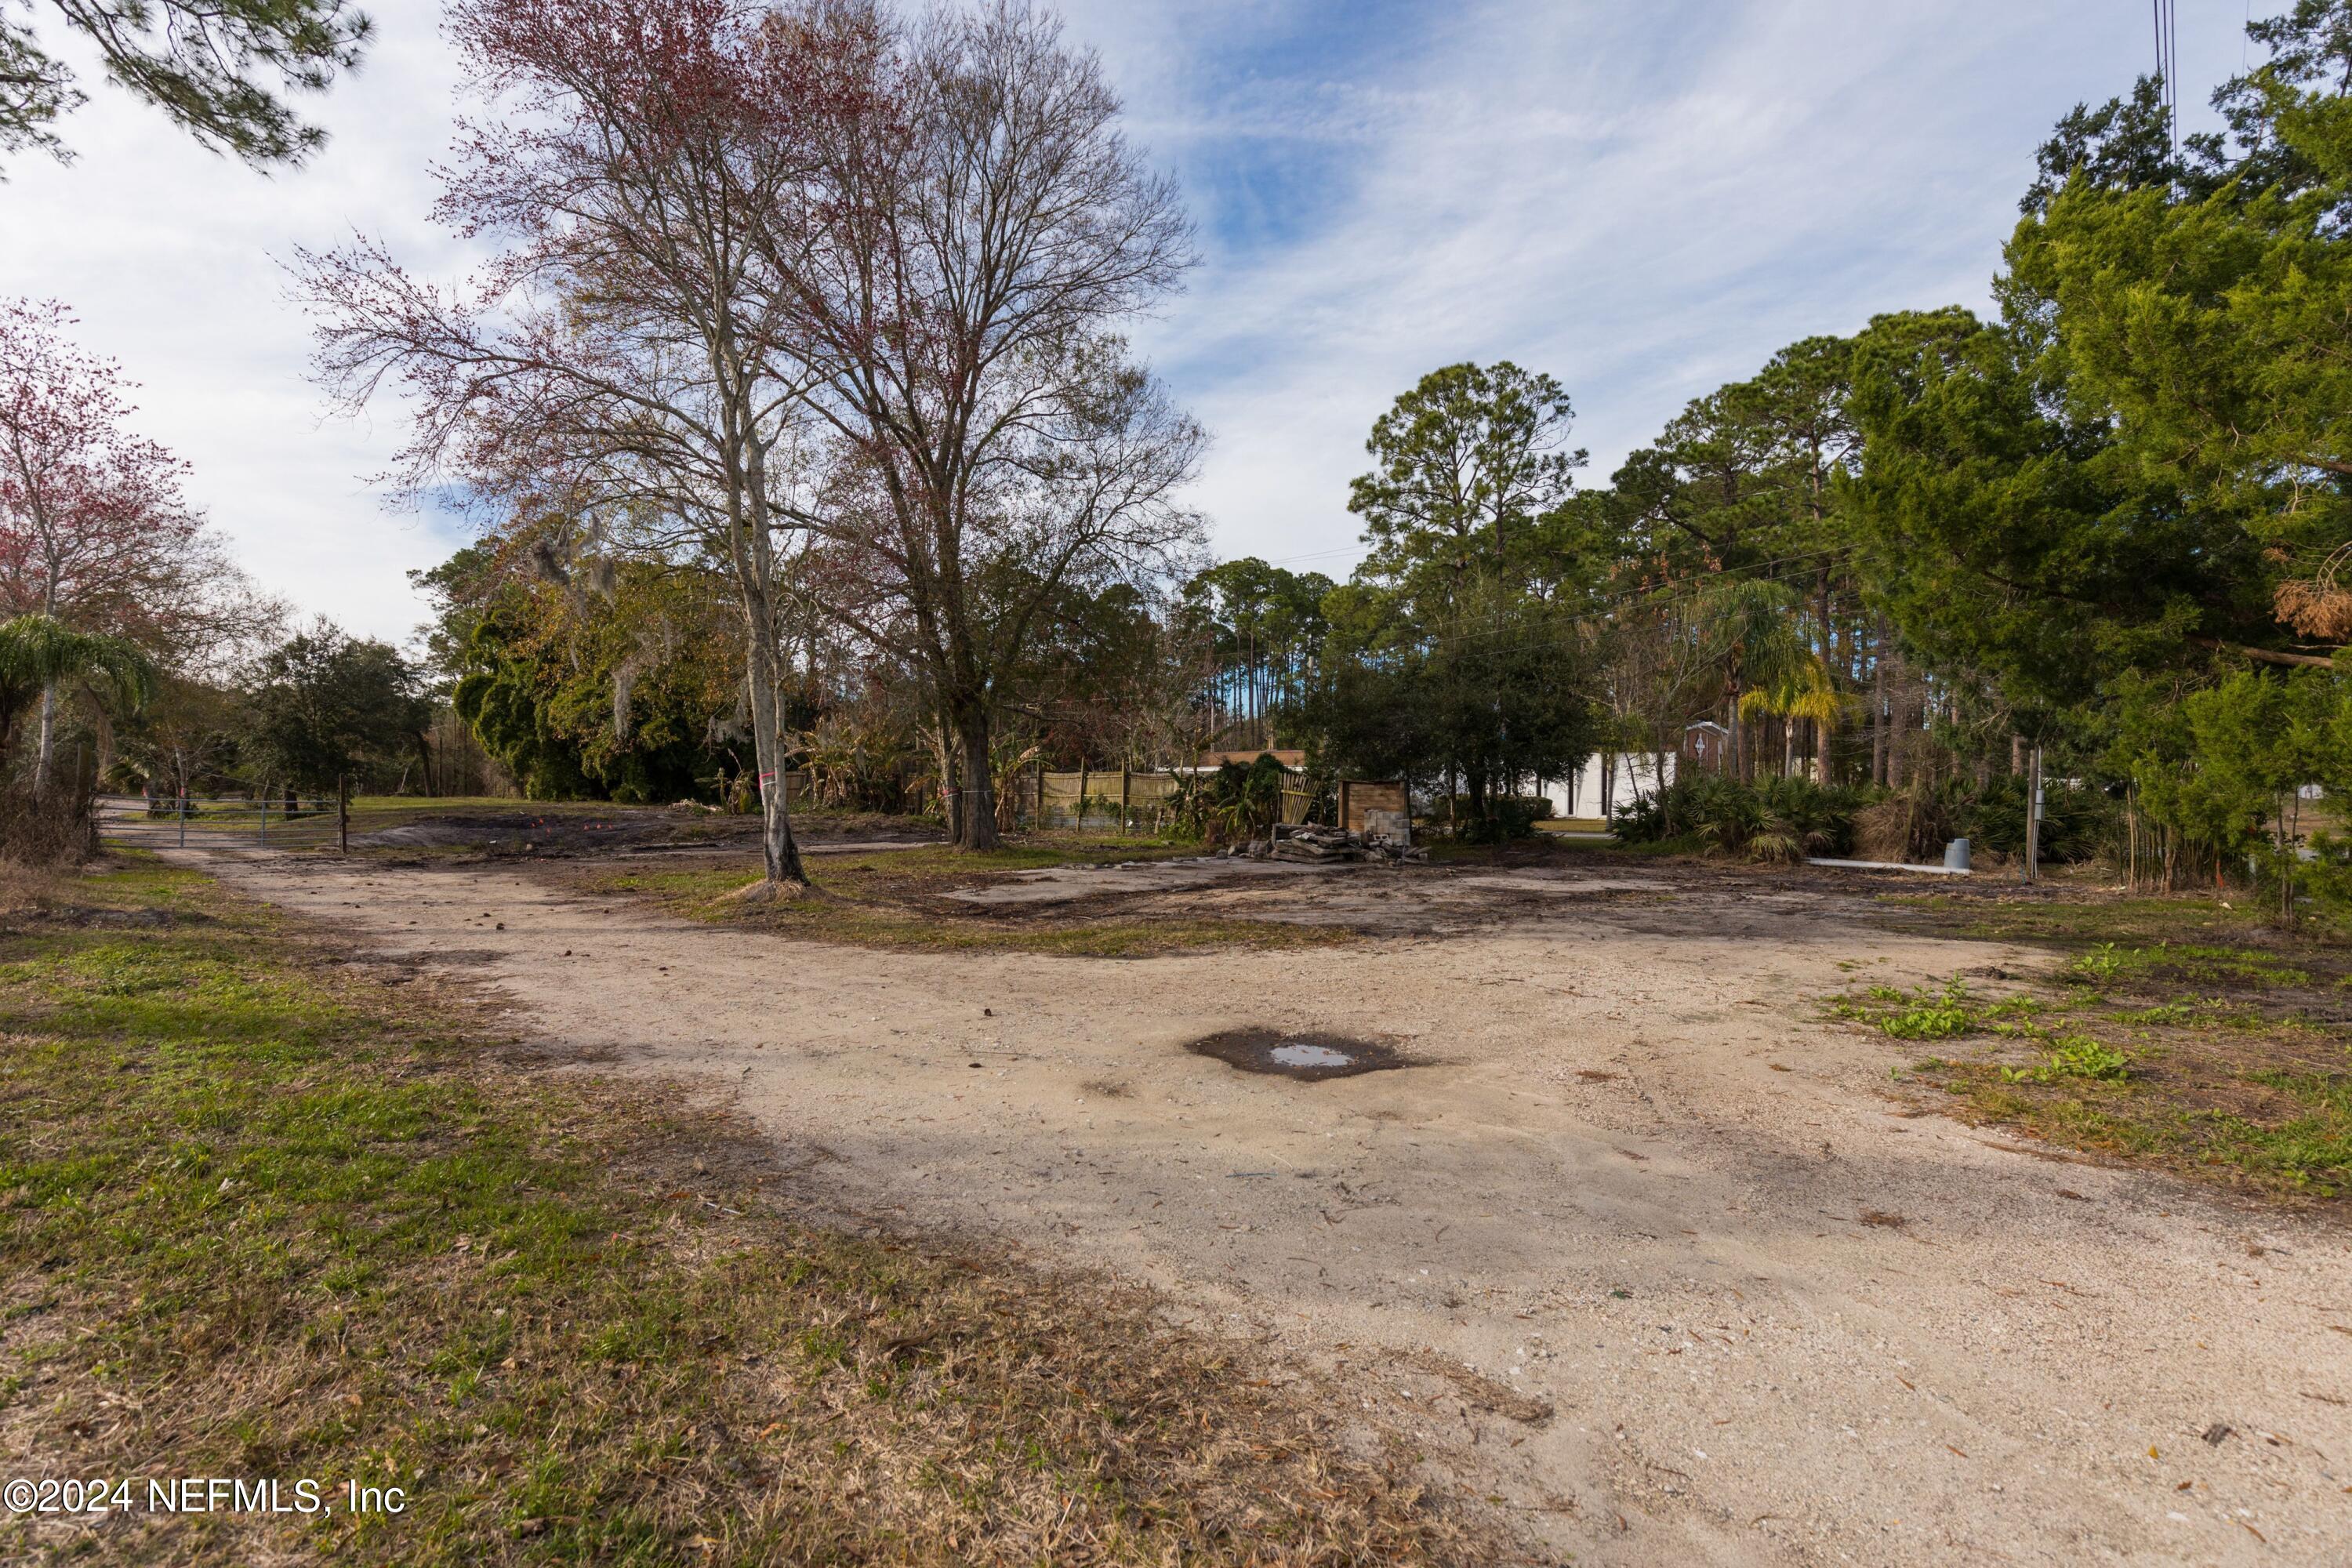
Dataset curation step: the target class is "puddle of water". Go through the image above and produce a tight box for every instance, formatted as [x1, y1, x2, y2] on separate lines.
[1185, 1029, 1410, 1081]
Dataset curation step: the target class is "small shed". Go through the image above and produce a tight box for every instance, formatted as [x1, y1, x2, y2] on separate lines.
[1683, 720, 1730, 773]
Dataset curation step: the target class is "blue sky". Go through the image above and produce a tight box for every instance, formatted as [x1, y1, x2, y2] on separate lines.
[0, 1, 2274, 638]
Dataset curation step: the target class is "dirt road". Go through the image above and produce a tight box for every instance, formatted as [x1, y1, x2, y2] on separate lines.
[198, 850, 2352, 1566]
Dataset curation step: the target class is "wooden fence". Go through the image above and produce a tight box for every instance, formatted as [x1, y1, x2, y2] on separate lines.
[1033, 768, 1181, 831]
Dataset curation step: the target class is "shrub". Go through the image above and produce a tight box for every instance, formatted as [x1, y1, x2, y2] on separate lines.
[1611, 788, 1671, 843]
[1449, 793, 1552, 844]
[1854, 779, 1970, 863]
[1168, 755, 1287, 844]
[1614, 774, 1863, 861]
[1751, 776, 1864, 862]
[1969, 774, 2115, 863]
[0, 787, 96, 868]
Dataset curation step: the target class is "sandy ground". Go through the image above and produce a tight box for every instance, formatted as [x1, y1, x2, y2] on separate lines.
[190, 848, 2352, 1566]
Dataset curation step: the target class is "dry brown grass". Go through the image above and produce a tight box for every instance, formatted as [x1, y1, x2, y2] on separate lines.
[0, 857, 62, 916]
[0, 788, 95, 872]
[587, 846, 1355, 959]
[0, 857, 1501, 1565]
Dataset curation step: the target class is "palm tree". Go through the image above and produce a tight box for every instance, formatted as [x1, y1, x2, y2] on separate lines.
[0, 615, 159, 792]
[1697, 579, 1806, 780]
[1738, 655, 1855, 779]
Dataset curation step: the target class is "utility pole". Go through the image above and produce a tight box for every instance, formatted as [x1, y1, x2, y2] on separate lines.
[2022, 745, 2044, 884]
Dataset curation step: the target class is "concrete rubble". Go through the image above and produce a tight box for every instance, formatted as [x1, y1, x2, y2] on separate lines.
[1229, 822, 1427, 865]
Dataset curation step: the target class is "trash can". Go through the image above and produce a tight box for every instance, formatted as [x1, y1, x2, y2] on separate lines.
[1944, 837, 1971, 872]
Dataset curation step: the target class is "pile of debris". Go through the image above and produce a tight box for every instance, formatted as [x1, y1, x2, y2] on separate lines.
[1225, 822, 1426, 865]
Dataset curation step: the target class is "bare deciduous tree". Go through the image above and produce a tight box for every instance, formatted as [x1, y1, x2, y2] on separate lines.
[764, 1, 1203, 848]
[295, 0, 871, 887]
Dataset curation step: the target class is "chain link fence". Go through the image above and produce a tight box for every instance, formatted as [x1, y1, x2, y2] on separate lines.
[98, 793, 470, 854]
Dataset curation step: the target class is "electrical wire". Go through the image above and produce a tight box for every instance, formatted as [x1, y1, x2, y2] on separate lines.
[2155, 0, 2181, 153]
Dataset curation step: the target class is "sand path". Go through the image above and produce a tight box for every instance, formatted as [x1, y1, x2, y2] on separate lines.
[194, 850, 2352, 1566]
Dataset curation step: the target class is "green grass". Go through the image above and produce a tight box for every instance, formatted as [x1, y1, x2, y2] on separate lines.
[595, 841, 1350, 958]
[0, 859, 1473, 1564]
[1882, 891, 2335, 950]
[2064, 940, 2312, 989]
[1842, 895, 2352, 1200]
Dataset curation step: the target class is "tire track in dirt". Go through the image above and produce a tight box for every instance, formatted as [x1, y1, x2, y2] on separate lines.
[197, 848, 2352, 1567]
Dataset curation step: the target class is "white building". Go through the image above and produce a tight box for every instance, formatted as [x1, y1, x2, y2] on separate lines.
[1533, 723, 1725, 820]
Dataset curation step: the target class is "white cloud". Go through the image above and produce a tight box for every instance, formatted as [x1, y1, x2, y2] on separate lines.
[0, 0, 2268, 634]
[0, 3, 475, 643]
[1073, 0, 2259, 576]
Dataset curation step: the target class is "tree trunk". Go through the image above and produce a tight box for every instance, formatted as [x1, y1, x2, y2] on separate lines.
[1871, 618, 1889, 786]
[957, 710, 999, 850]
[1725, 694, 1738, 780]
[742, 615, 807, 887]
[31, 682, 57, 793]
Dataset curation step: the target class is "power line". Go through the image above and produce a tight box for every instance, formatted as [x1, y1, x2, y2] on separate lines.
[2155, 0, 2180, 153]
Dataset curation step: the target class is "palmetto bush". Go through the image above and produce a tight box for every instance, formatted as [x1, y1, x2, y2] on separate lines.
[1169, 755, 1287, 844]
[1687, 774, 1766, 855]
[1750, 776, 1863, 862]
[1614, 772, 1864, 862]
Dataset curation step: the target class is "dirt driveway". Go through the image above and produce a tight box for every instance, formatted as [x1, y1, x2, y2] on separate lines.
[195, 849, 2352, 1566]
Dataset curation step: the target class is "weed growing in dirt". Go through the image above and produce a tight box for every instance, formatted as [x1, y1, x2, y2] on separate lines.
[2067, 942, 2310, 989]
[1849, 891, 2352, 1200]
[2000, 1035, 2133, 1084]
[1834, 980, 1980, 1039]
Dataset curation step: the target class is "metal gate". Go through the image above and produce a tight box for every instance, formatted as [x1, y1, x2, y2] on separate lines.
[96, 793, 473, 853]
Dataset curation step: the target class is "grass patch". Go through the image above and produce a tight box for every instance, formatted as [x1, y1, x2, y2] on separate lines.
[592, 841, 1351, 958]
[0, 861, 1480, 1563]
[2064, 941, 2311, 989]
[1846, 892, 2352, 1200]
[1882, 892, 2286, 948]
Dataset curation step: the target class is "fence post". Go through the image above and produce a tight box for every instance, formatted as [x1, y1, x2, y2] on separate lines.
[178, 791, 187, 848]
[259, 789, 267, 847]
[2023, 745, 2043, 884]
[1340, 780, 1352, 833]
[1076, 762, 1089, 832]
[338, 774, 350, 855]
[1120, 768, 1131, 833]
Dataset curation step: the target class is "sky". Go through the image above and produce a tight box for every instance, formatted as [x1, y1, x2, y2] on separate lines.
[0, 0, 2276, 643]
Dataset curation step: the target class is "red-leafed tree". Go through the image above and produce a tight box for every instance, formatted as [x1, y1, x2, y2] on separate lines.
[0, 299, 216, 788]
[295, 0, 875, 888]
